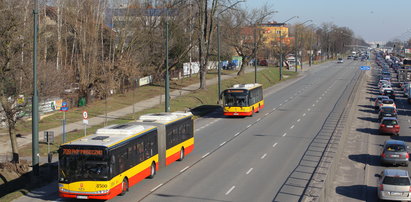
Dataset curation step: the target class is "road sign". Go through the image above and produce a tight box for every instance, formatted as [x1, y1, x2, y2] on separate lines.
[60, 107, 68, 112]
[360, 66, 370, 70]
[83, 111, 88, 119]
[43, 131, 54, 143]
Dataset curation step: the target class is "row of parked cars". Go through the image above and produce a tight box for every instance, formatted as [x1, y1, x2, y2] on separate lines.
[374, 52, 411, 201]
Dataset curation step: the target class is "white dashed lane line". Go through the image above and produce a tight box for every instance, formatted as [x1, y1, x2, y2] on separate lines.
[273, 142, 278, 147]
[202, 152, 210, 158]
[180, 166, 190, 173]
[312, 104, 315, 107]
[283, 133, 287, 137]
[247, 124, 252, 128]
[225, 186, 235, 195]
[303, 113, 306, 117]
[246, 168, 253, 175]
[260, 153, 267, 159]
[234, 132, 240, 137]
[151, 184, 163, 192]
[290, 125, 295, 129]
[220, 141, 226, 146]
[257, 118, 261, 122]
[265, 113, 270, 116]
[308, 108, 311, 111]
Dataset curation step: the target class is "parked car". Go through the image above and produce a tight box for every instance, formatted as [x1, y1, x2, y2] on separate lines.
[377, 169, 411, 201]
[337, 58, 344, 63]
[379, 117, 400, 136]
[380, 140, 409, 166]
[378, 106, 397, 121]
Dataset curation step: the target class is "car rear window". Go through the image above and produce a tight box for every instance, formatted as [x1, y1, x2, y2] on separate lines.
[382, 100, 393, 104]
[383, 176, 411, 185]
[385, 144, 407, 152]
[382, 119, 398, 125]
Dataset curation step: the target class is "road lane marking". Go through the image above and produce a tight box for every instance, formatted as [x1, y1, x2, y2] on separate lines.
[225, 186, 235, 195]
[279, 103, 283, 106]
[265, 113, 270, 116]
[303, 113, 306, 116]
[285, 99, 289, 102]
[273, 142, 278, 147]
[308, 108, 311, 111]
[316, 100, 319, 103]
[257, 118, 261, 122]
[247, 124, 252, 128]
[180, 166, 190, 173]
[312, 104, 315, 107]
[319, 97, 322, 100]
[290, 125, 295, 129]
[151, 184, 163, 192]
[297, 119, 301, 122]
[273, 107, 277, 110]
[202, 152, 210, 158]
[195, 129, 200, 132]
[261, 153, 267, 159]
[220, 141, 226, 146]
[234, 132, 240, 137]
[246, 168, 253, 175]
[283, 133, 287, 136]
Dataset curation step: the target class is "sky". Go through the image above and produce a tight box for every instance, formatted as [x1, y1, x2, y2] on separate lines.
[244, 0, 411, 43]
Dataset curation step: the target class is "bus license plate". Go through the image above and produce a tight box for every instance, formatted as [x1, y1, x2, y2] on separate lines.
[234, 113, 239, 115]
[77, 195, 88, 199]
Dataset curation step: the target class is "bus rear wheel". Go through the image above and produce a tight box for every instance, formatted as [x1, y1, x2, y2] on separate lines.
[119, 178, 128, 196]
[148, 162, 156, 179]
[178, 148, 185, 161]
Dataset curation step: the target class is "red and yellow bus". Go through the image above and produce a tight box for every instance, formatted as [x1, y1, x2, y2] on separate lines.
[222, 83, 264, 116]
[58, 112, 194, 200]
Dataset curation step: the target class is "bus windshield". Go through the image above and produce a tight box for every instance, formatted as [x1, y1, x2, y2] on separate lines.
[59, 154, 109, 183]
[223, 91, 248, 107]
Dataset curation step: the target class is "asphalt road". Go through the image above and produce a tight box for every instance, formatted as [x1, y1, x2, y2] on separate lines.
[13, 60, 364, 202]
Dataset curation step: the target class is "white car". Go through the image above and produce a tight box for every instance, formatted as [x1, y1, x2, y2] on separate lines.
[377, 169, 411, 201]
[337, 58, 344, 63]
[380, 85, 393, 95]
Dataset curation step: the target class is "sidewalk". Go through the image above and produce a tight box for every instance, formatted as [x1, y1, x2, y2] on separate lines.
[0, 66, 265, 160]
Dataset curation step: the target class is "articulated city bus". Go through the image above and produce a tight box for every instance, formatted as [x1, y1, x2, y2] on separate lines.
[58, 112, 194, 200]
[221, 83, 264, 116]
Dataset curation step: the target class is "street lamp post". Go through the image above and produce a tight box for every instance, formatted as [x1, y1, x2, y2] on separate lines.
[295, 20, 312, 72]
[217, 1, 244, 103]
[32, 0, 40, 177]
[279, 16, 298, 80]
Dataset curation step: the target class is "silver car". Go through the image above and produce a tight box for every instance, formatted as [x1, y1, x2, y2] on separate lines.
[377, 169, 411, 201]
[380, 140, 409, 166]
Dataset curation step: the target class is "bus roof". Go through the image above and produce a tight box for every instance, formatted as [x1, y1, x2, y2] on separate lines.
[227, 83, 262, 91]
[137, 111, 192, 125]
[62, 123, 157, 148]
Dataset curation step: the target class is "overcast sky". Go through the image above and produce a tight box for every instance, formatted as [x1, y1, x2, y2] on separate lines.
[244, 0, 411, 43]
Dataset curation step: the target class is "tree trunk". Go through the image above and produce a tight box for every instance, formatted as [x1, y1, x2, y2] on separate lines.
[8, 123, 19, 163]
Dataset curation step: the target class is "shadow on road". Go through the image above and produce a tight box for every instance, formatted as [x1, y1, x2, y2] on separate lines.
[357, 116, 379, 123]
[348, 154, 381, 166]
[335, 184, 377, 201]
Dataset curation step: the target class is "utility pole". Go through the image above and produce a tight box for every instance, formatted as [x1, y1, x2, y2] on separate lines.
[254, 24, 257, 83]
[32, 0, 40, 176]
[165, 15, 170, 112]
[280, 30, 283, 80]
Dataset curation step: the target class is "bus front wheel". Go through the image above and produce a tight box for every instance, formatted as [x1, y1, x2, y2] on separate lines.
[148, 162, 156, 179]
[178, 148, 185, 161]
[119, 178, 128, 196]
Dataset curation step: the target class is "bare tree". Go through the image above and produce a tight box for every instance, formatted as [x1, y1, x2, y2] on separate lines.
[222, 4, 275, 76]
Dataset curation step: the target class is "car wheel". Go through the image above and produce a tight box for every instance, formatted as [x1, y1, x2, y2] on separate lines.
[119, 178, 129, 196]
[148, 162, 156, 179]
[250, 108, 254, 117]
[178, 148, 185, 161]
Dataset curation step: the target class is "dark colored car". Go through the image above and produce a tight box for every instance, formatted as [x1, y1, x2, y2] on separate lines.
[381, 140, 409, 166]
[379, 117, 400, 135]
[384, 89, 395, 100]
[378, 106, 397, 120]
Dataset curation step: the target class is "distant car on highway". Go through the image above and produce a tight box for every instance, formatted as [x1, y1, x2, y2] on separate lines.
[380, 140, 409, 166]
[337, 58, 344, 63]
[375, 95, 389, 109]
[378, 106, 397, 121]
[379, 99, 396, 109]
[377, 169, 411, 201]
[379, 117, 400, 136]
